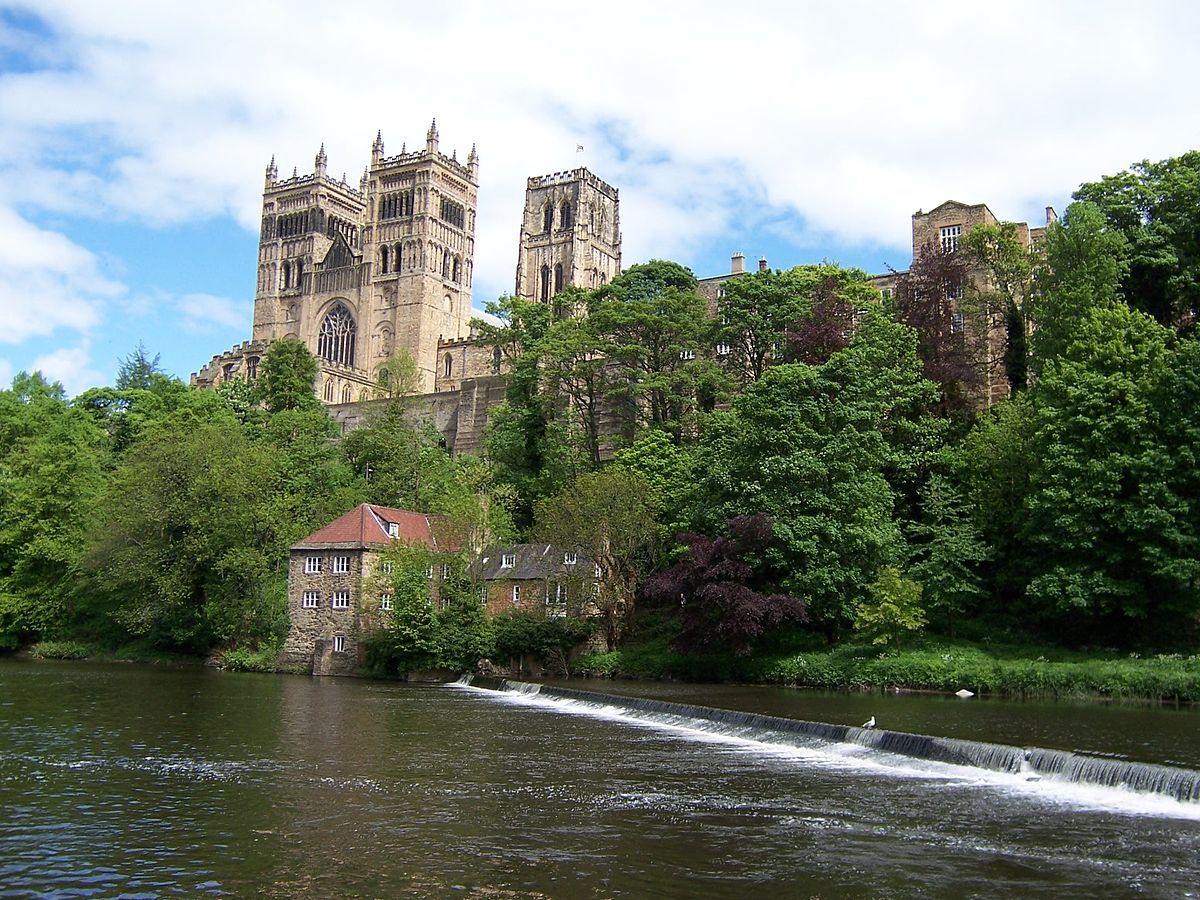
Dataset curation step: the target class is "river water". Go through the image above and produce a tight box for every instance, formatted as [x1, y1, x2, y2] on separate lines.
[1, 660, 1198, 898]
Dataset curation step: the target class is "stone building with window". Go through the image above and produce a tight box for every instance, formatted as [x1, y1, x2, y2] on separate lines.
[280, 502, 454, 675]
[470, 544, 600, 619]
[196, 120, 479, 399]
[514, 168, 621, 303]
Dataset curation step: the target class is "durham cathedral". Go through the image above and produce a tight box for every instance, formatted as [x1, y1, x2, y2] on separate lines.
[193, 119, 1056, 448]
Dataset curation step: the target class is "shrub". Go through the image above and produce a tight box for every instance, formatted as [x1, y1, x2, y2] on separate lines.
[28, 640, 93, 660]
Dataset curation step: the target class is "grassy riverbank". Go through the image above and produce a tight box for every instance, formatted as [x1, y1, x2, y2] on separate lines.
[576, 637, 1200, 702]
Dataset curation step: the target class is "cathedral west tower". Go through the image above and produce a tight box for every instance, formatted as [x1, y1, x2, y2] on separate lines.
[250, 120, 478, 398]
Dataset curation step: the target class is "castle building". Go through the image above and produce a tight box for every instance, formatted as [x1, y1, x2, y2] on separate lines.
[196, 120, 479, 398]
[514, 168, 621, 302]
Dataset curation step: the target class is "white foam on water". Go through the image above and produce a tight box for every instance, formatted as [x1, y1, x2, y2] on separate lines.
[451, 680, 1200, 821]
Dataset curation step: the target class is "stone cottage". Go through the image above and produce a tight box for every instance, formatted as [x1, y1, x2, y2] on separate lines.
[280, 503, 454, 675]
[471, 543, 600, 619]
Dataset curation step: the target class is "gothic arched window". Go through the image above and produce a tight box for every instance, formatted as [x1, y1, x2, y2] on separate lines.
[452, 256, 461, 283]
[324, 380, 335, 402]
[492, 346, 502, 374]
[380, 245, 389, 273]
[341, 384, 352, 404]
[444, 353, 453, 378]
[394, 243, 402, 272]
[281, 261, 291, 290]
[442, 250, 451, 279]
[543, 204, 553, 233]
[561, 202, 572, 230]
[554, 263, 564, 293]
[540, 265, 550, 301]
[295, 259, 303, 287]
[318, 303, 357, 367]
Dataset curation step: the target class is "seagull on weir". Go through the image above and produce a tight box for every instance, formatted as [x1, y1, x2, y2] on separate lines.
[862, 716, 876, 729]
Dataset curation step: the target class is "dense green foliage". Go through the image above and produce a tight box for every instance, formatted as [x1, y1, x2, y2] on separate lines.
[3, 150, 1200, 688]
[0, 341, 513, 660]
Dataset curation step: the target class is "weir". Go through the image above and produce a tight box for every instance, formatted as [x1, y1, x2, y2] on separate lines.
[462, 676, 1200, 804]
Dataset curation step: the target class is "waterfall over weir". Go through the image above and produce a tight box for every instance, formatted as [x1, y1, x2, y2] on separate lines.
[461, 676, 1200, 805]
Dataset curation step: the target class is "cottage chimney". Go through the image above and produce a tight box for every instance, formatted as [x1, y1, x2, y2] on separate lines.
[731, 252, 745, 275]
[758, 256, 768, 272]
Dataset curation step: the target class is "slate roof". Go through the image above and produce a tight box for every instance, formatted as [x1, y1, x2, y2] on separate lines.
[470, 543, 595, 581]
[291, 503, 452, 551]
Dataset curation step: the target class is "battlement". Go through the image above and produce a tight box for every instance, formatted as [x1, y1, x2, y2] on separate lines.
[527, 167, 617, 199]
[376, 149, 476, 184]
[267, 171, 365, 201]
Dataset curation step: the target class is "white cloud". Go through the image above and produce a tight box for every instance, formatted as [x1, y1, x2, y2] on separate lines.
[0, 206, 123, 344]
[31, 341, 106, 396]
[177, 292, 251, 333]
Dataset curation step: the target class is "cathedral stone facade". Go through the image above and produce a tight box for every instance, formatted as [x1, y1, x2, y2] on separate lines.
[194, 123, 1057, 431]
[196, 120, 479, 399]
[514, 168, 621, 302]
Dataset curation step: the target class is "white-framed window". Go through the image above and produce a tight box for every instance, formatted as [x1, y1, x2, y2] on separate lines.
[425, 564, 434, 579]
[594, 563, 602, 578]
[940, 225, 961, 253]
[679, 349, 696, 361]
[512, 584, 521, 605]
[380, 593, 393, 611]
[563, 551, 577, 565]
[304, 556, 321, 574]
[332, 555, 350, 574]
[947, 281, 964, 300]
[332, 590, 351, 609]
[591, 582, 601, 598]
[479, 585, 488, 605]
[951, 312, 966, 335]
[716, 341, 731, 356]
[880, 288, 892, 300]
[382, 562, 394, 575]
[333, 635, 347, 653]
[301, 591, 320, 609]
[388, 522, 399, 538]
[549, 582, 567, 606]
[501, 553, 515, 568]
[442, 563, 451, 579]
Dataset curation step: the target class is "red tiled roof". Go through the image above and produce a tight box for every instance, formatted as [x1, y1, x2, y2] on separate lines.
[291, 503, 443, 550]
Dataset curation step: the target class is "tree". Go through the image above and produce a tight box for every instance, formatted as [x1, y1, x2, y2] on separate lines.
[374, 350, 422, 401]
[1023, 304, 1200, 643]
[1030, 201, 1129, 375]
[692, 311, 938, 632]
[116, 341, 166, 391]
[891, 242, 984, 414]
[953, 394, 1039, 613]
[905, 475, 991, 635]
[644, 513, 806, 655]
[261, 339, 320, 413]
[1073, 150, 1200, 330]
[589, 260, 716, 440]
[717, 266, 819, 383]
[538, 303, 609, 467]
[959, 222, 1035, 398]
[853, 567, 927, 646]
[532, 469, 662, 647]
[86, 411, 285, 652]
[0, 375, 109, 646]
[783, 270, 860, 366]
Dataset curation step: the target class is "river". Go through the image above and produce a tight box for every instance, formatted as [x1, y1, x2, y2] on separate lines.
[1, 659, 1198, 898]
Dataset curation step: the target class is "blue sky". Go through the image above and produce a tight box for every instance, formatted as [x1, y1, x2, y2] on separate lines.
[2, 0, 1198, 395]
